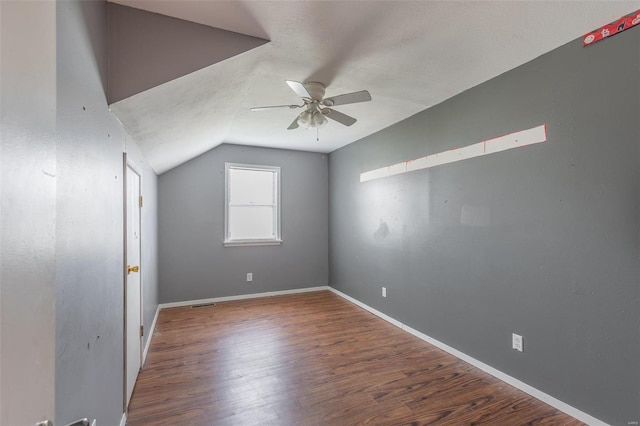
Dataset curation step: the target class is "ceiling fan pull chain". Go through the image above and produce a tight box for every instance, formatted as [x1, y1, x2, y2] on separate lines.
[316, 127, 319, 142]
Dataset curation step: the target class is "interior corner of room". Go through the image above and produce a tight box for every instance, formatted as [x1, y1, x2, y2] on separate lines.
[1, 1, 639, 425]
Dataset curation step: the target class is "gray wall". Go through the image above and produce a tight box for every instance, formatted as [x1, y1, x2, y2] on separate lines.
[159, 144, 328, 303]
[55, 1, 159, 425]
[329, 29, 640, 426]
[0, 2, 57, 423]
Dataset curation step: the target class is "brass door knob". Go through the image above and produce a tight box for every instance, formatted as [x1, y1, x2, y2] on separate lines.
[127, 265, 140, 274]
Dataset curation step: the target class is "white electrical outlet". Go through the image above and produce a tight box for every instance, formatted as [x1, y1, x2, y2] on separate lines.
[382, 287, 387, 298]
[247, 273, 253, 282]
[512, 333, 523, 352]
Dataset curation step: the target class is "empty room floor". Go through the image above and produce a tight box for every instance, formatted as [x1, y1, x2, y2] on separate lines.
[127, 291, 583, 425]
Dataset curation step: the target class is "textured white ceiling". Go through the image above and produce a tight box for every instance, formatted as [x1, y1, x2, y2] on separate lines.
[108, 0, 640, 174]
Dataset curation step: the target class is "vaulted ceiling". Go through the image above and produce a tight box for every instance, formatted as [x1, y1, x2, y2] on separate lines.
[107, 1, 640, 174]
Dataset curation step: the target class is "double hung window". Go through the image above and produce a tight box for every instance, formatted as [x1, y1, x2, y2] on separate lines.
[224, 163, 281, 246]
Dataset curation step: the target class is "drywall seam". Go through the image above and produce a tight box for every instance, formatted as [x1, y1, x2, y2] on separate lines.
[142, 305, 160, 367]
[327, 287, 608, 426]
[360, 125, 548, 183]
[158, 286, 331, 309]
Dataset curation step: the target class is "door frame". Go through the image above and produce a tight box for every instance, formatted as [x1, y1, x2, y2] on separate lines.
[123, 152, 143, 411]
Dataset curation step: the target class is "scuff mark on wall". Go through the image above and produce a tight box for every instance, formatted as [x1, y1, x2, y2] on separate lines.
[373, 220, 390, 241]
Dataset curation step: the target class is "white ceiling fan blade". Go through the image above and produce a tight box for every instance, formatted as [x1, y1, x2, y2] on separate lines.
[322, 90, 371, 107]
[286, 80, 312, 99]
[250, 104, 301, 111]
[324, 109, 357, 126]
[287, 117, 300, 130]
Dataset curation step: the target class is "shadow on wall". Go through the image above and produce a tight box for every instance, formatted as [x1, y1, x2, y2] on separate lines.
[79, 0, 108, 97]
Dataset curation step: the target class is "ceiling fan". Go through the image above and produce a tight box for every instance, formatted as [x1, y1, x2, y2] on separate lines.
[250, 80, 372, 130]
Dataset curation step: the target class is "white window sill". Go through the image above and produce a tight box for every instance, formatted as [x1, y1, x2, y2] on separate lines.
[224, 239, 282, 247]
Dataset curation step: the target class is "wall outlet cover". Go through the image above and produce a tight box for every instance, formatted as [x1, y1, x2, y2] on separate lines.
[512, 333, 523, 352]
[382, 287, 387, 297]
[247, 273, 253, 282]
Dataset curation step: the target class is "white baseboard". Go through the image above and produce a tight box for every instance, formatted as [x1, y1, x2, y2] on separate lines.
[327, 287, 608, 426]
[142, 305, 160, 367]
[158, 286, 331, 309]
[120, 412, 126, 426]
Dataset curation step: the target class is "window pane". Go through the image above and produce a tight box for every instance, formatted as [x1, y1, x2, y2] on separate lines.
[229, 169, 274, 205]
[229, 206, 274, 240]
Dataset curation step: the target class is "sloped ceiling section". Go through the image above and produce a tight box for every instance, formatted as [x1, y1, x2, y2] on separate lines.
[107, 3, 269, 104]
[108, 3, 270, 172]
[108, 1, 640, 174]
[110, 52, 266, 174]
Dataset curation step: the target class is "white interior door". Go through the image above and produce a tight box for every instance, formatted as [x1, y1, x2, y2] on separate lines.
[125, 163, 142, 407]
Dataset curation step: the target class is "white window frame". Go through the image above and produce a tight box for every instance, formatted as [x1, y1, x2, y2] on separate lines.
[224, 162, 282, 247]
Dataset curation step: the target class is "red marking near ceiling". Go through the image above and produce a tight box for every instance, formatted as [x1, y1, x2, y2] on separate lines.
[583, 9, 640, 47]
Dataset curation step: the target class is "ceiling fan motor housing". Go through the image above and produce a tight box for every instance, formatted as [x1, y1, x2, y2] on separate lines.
[303, 82, 326, 101]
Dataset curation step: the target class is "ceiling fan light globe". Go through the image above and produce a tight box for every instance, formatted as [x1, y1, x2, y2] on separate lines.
[298, 119, 311, 129]
[297, 110, 312, 128]
[312, 111, 328, 128]
[310, 111, 320, 126]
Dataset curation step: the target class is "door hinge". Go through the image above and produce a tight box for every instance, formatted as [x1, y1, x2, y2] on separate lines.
[140, 325, 144, 337]
[139, 195, 143, 208]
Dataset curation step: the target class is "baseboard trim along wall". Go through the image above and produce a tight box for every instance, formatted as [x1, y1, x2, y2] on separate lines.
[142, 305, 161, 367]
[327, 287, 608, 426]
[120, 413, 126, 426]
[145, 285, 606, 425]
[158, 286, 331, 309]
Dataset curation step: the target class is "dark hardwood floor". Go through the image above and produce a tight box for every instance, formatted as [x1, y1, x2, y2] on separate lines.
[127, 291, 583, 425]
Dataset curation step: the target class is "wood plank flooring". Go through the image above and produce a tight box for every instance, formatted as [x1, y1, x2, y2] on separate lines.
[127, 291, 583, 425]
